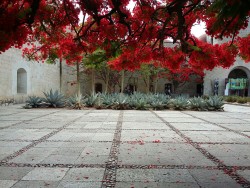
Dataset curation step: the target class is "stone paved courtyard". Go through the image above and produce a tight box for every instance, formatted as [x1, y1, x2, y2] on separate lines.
[0, 104, 249, 188]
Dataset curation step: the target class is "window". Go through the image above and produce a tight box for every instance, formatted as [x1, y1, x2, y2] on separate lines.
[95, 83, 103, 93]
[17, 68, 27, 94]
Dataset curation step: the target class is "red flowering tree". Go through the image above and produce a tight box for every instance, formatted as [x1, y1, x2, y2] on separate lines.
[1, 0, 250, 89]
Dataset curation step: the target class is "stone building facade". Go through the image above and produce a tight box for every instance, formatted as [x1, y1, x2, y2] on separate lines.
[203, 25, 250, 96]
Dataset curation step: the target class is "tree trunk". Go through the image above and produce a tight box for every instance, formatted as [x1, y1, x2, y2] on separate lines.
[91, 68, 95, 94]
[146, 75, 150, 94]
[154, 72, 158, 94]
[59, 59, 62, 93]
[76, 62, 81, 97]
[105, 68, 110, 94]
[120, 70, 124, 94]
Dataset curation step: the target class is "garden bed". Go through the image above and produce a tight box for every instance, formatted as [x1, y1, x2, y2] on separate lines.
[23, 90, 225, 111]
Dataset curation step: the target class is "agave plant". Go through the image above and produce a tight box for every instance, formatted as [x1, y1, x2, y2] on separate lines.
[25, 96, 44, 108]
[134, 98, 148, 110]
[189, 97, 207, 111]
[206, 95, 224, 111]
[84, 93, 98, 107]
[112, 94, 129, 110]
[145, 93, 155, 105]
[128, 96, 137, 109]
[43, 89, 65, 108]
[95, 94, 104, 109]
[67, 94, 85, 109]
[152, 93, 171, 109]
[171, 96, 189, 110]
[129, 92, 141, 108]
[100, 93, 115, 109]
[150, 99, 166, 110]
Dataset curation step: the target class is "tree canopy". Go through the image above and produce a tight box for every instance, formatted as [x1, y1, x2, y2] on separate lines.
[1, 0, 250, 80]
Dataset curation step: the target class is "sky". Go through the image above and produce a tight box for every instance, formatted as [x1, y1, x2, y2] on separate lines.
[191, 22, 206, 37]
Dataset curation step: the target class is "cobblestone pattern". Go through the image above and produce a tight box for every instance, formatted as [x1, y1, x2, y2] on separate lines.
[101, 111, 123, 188]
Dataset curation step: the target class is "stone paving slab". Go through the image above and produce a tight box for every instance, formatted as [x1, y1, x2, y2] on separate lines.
[115, 182, 200, 188]
[181, 131, 249, 143]
[0, 167, 33, 180]
[0, 104, 250, 187]
[217, 124, 250, 131]
[170, 122, 226, 131]
[121, 130, 186, 142]
[122, 122, 170, 130]
[0, 180, 18, 188]
[22, 167, 68, 181]
[12, 180, 60, 188]
[57, 181, 102, 188]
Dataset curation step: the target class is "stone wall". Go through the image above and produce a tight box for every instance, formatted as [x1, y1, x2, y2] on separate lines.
[0, 48, 60, 103]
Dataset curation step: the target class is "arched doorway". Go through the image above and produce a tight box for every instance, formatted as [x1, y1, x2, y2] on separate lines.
[227, 67, 249, 96]
[228, 69, 247, 79]
[17, 68, 27, 94]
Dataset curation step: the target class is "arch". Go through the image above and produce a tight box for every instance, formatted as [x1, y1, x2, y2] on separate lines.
[228, 66, 250, 79]
[95, 83, 103, 93]
[17, 68, 27, 94]
[228, 69, 248, 79]
[227, 66, 250, 96]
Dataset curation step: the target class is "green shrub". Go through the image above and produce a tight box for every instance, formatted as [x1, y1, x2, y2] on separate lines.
[224, 96, 237, 103]
[43, 89, 65, 108]
[247, 97, 250, 102]
[236, 97, 248, 104]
